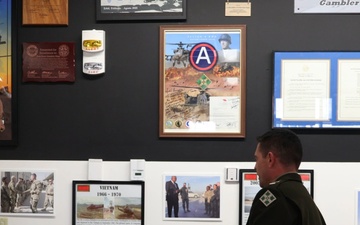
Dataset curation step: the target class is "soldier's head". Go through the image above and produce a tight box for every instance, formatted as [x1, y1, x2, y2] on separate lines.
[218, 34, 232, 50]
[183, 182, 186, 187]
[2, 176, 8, 185]
[48, 179, 53, 184]
[11, 175, 16, 182]
[254, 129, 303, 187]
[30, 173, 37, 181]
[19, 177, 24, 182]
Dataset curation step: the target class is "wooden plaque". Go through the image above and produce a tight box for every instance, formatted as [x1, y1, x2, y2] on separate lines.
[22, 0, 68, 25]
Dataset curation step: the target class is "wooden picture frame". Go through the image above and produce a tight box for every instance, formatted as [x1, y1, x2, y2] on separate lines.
[159, 25, 246, 138]
[72, 180, 145, 225]
[0, 0, 17, 145]
[96, 0, 186, 21]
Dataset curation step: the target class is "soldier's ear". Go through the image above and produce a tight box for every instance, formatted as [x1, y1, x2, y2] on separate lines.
[267, 152, 276, 167]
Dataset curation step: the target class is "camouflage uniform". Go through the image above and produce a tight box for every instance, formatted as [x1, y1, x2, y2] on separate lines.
[25, 180, 42, 213]
[246, 173, 326, 225]
[42, 181, 54, 210]
[1, 183, 11, 213]
[15, 179, 26, 207]
[8, 179, 17, 212]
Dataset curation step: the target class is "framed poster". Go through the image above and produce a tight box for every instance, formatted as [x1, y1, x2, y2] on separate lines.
[273, 51, 360, 129]
[0, 170, 55, 216]
[72, 180, 144, 225]
[163, 174, 222, 221]
[239, 169, 314, 225]
[0, 0, 17, 145]
[96, 0, 186, 21]
[159, 25, 247, 138]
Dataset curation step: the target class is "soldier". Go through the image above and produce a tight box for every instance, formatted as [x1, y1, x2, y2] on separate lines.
[8, 176, 17, 212]
[15, 177, 26, 207]
[179, 182, 190, 213]
[1, 177, 11, 213]
[41, 179, 54, 211]
[246, 129, 326, 225]
[24, 173, 42, 213]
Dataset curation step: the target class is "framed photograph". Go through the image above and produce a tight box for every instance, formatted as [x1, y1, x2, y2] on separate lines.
[0, 0, 17, 145]
[96, 0, 186, 21]
[159, 25, 247, 138]
[0, 170, 55, 216]
[239, 169, 314, 225]
[72, 180, 144, 225]
[273, 51, 360, 129]
[163, 174, 222, 221]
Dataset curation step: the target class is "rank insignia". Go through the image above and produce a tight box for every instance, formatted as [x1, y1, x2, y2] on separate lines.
[260, 190, 276, 207]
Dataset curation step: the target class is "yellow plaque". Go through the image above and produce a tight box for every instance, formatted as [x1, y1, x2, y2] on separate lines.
[225, 2, 251, 17]
[23, 0, 68, 25]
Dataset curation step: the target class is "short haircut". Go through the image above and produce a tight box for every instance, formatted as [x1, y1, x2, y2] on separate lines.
[2, 177, 7, 182]
[257, 129, 303, 169]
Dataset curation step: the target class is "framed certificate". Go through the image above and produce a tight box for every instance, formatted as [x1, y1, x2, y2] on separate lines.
[273, 51, 360, 128]
[0, 0, 17, 145]
[159, 25, 247, 138]
[239, 169, 314, 225]
[72, 180, 144, 225]
[96, 0, 186, 21]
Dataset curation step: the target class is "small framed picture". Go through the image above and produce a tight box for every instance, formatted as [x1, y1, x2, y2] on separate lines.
[163, 174, 222, 221]
[72, 180, 144, 225]
[96, 0, 186, 21]
[239, 169, 314, 225]
[0, 170, 55, 216]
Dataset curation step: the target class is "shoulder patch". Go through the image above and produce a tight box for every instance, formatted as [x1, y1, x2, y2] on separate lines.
[260, 190, 277, 207]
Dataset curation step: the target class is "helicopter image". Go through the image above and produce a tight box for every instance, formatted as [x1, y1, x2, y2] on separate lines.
[165, 41, 196, 67]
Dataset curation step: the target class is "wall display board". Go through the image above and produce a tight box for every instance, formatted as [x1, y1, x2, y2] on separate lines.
[0, 0, 17, 145]
[72, 181, 144, 225]
[96, 0, 186, 21]
[159, 25, 246, 138]
[0, 170, 55, 216]
[239, 169, 313, 225]
[273, 51, 360, 129]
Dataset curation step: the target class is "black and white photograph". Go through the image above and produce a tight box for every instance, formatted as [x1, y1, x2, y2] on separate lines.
[163, 174, 221, 221]
[0, 170, 55, 216]
[96, 0, 186, 20]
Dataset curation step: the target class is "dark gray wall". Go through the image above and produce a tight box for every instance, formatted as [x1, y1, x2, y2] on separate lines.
[2, 0, 360, 161]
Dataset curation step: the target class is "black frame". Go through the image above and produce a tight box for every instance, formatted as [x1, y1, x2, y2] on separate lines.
[72, 180, 145, 225]
[96, 0, 186, 21]
[238, 169, 314, 225]
[0, 0, 18, 145]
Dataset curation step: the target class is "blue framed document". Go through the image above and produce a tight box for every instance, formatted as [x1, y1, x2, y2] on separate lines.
[273, 51, 360, 128]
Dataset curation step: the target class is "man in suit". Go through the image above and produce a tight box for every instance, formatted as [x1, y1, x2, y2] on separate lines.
[165, 176, 179, 217]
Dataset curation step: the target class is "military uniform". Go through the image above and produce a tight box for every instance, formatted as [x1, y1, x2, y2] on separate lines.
[247, 173, 326, 225]
[26, 180, 42, 213]
[42, 182, 54, 210]
[1, 183, 11, 213]
[8, 180, 17, 212]
[15, 180, 26, 207]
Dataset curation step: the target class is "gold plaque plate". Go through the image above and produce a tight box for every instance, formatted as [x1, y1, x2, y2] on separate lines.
[23, 0, 68, 26]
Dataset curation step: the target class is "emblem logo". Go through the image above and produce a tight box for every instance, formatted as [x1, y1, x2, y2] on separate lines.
[189, 43, 218, 71]
[260, 190, 276, 207]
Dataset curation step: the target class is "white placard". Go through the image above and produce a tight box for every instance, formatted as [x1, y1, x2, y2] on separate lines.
[295, 0, 360, 13]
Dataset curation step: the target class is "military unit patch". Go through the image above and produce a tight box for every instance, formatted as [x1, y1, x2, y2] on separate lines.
[260, 190, 276, 207]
